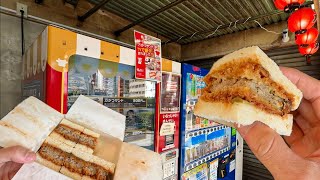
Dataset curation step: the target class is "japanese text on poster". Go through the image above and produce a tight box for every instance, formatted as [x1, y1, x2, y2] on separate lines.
[103, 97, 147, 108]
[161, 72, 181, 113]
[134, 31, 161, 81]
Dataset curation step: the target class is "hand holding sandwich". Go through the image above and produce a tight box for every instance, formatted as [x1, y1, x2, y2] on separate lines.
[0, 146, 36, 180]
[238, 67, 320, 180]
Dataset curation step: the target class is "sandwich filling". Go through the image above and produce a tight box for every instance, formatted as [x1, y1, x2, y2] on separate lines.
[54, 124, 97, 149]
[38, 143, 111, 180]
[201, 58, 294, 116]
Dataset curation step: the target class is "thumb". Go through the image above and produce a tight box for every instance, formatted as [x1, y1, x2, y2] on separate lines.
[237, 122, 309, 179]
[0, 146, 36, 164]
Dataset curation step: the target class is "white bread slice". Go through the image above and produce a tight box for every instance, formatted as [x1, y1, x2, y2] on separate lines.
[82, 176, 95, 180]
[194, 46, 302, 136]
[71, 148, 93, 162]
[36, 153, 61, 172]
[83, 128, 100, 138]
[44, 136, 73, 153]
[60, 167, 82, 180]
[74, 143, 94, 154]
[209, 46, 302, 110]
[49, 131, 76, 147]
[194, 99, 292, 135]
[60, 119, 85, 132]
[92, 156, 116, 174]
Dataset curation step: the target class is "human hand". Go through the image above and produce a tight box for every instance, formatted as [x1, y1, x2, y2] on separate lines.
[237, 67, 320, 180]
[0, 146, 36, 180]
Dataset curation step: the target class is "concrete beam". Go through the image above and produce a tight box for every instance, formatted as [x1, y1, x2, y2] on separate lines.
[0, 0, 181, 61]
[181, 21, 295, 61]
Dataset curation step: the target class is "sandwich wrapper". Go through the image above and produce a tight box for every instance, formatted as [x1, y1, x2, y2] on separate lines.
[0, 95, 162, 180]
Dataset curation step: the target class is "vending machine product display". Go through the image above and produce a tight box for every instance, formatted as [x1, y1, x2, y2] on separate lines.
[21, 26, 157, 150]
[180, 64, 240, 180]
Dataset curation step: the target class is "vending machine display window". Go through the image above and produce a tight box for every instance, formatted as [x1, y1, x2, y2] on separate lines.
[67, 55, 156, 150]
[180, 64, 238, 180]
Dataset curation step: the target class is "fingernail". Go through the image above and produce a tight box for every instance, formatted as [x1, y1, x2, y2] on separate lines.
[25, 151, 36, 161]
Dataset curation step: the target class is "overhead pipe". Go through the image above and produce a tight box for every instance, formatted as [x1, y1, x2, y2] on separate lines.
[78, 0, 112, 22]
[0, 6, 134, 49]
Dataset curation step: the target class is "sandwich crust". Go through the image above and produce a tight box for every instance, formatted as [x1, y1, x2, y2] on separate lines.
[195, 99, 293, 135]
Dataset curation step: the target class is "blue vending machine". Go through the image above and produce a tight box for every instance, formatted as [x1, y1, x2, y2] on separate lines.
[179, 63, 242, 180]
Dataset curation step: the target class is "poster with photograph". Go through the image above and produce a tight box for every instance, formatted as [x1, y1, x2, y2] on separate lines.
[134, 31, 161, 81]
[157, 112, 180, 152]
[67, 55, 156, 150]
[185, 73, 211, 130]
[209, 159, 219, 180]
[182, 163, 208, 180]
[161, 72, 181, 113]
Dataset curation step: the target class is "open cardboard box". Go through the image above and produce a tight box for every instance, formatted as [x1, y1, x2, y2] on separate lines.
[0, 95, 162, 180]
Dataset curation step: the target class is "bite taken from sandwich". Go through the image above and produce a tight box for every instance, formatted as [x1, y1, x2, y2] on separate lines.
[194, 46, 302, 136]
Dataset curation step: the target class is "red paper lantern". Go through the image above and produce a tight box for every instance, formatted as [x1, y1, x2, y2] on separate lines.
[298, 42, 319, 64]
[295, 28, 319, 47]
[274, 0, 305, 12]
[288, 8, 316, 34]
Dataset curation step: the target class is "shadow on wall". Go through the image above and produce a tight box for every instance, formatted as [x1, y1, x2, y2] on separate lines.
[0, 14, 46, 118]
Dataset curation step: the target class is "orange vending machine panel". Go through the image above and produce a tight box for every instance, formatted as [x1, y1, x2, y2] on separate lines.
[22, 26, 158, 150]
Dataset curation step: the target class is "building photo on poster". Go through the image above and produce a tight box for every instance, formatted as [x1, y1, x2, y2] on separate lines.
[157, 72, 181, 152]
[134, 31, 161, 81]
[67, 55, 156, 150]
[161, 72, 181, 113]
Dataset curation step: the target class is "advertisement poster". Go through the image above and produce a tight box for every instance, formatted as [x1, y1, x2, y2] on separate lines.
[158, 112, 180, 152]
[67, 55, 156, 150]
[182, 164, 208, 180]
[209, 159, 219, 180]
[161, 72, 181, 113]
[185, 73, 217, 130]
[134, 31, 161, 81]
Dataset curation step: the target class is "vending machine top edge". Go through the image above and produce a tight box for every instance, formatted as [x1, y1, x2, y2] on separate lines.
[22, 26, 179, 152]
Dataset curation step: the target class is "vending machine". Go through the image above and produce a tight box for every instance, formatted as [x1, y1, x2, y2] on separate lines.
[179, 64, 242, 180]
[21, 26, 156, 150]
[155, 58, 181, 180]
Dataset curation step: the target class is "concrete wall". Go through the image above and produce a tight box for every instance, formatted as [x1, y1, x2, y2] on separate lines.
[0, 0, 181, 61]
[0, 14, 46, 118]
[181, 21, 295, 61]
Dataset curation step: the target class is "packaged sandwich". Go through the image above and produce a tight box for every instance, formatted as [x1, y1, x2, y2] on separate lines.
[0, 95, 163, 180]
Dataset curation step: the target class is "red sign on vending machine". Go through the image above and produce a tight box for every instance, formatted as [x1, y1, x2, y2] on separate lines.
[134, 31, 162, 81]
[156, 72, 181, 153]
[157, 112, 180, 152]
